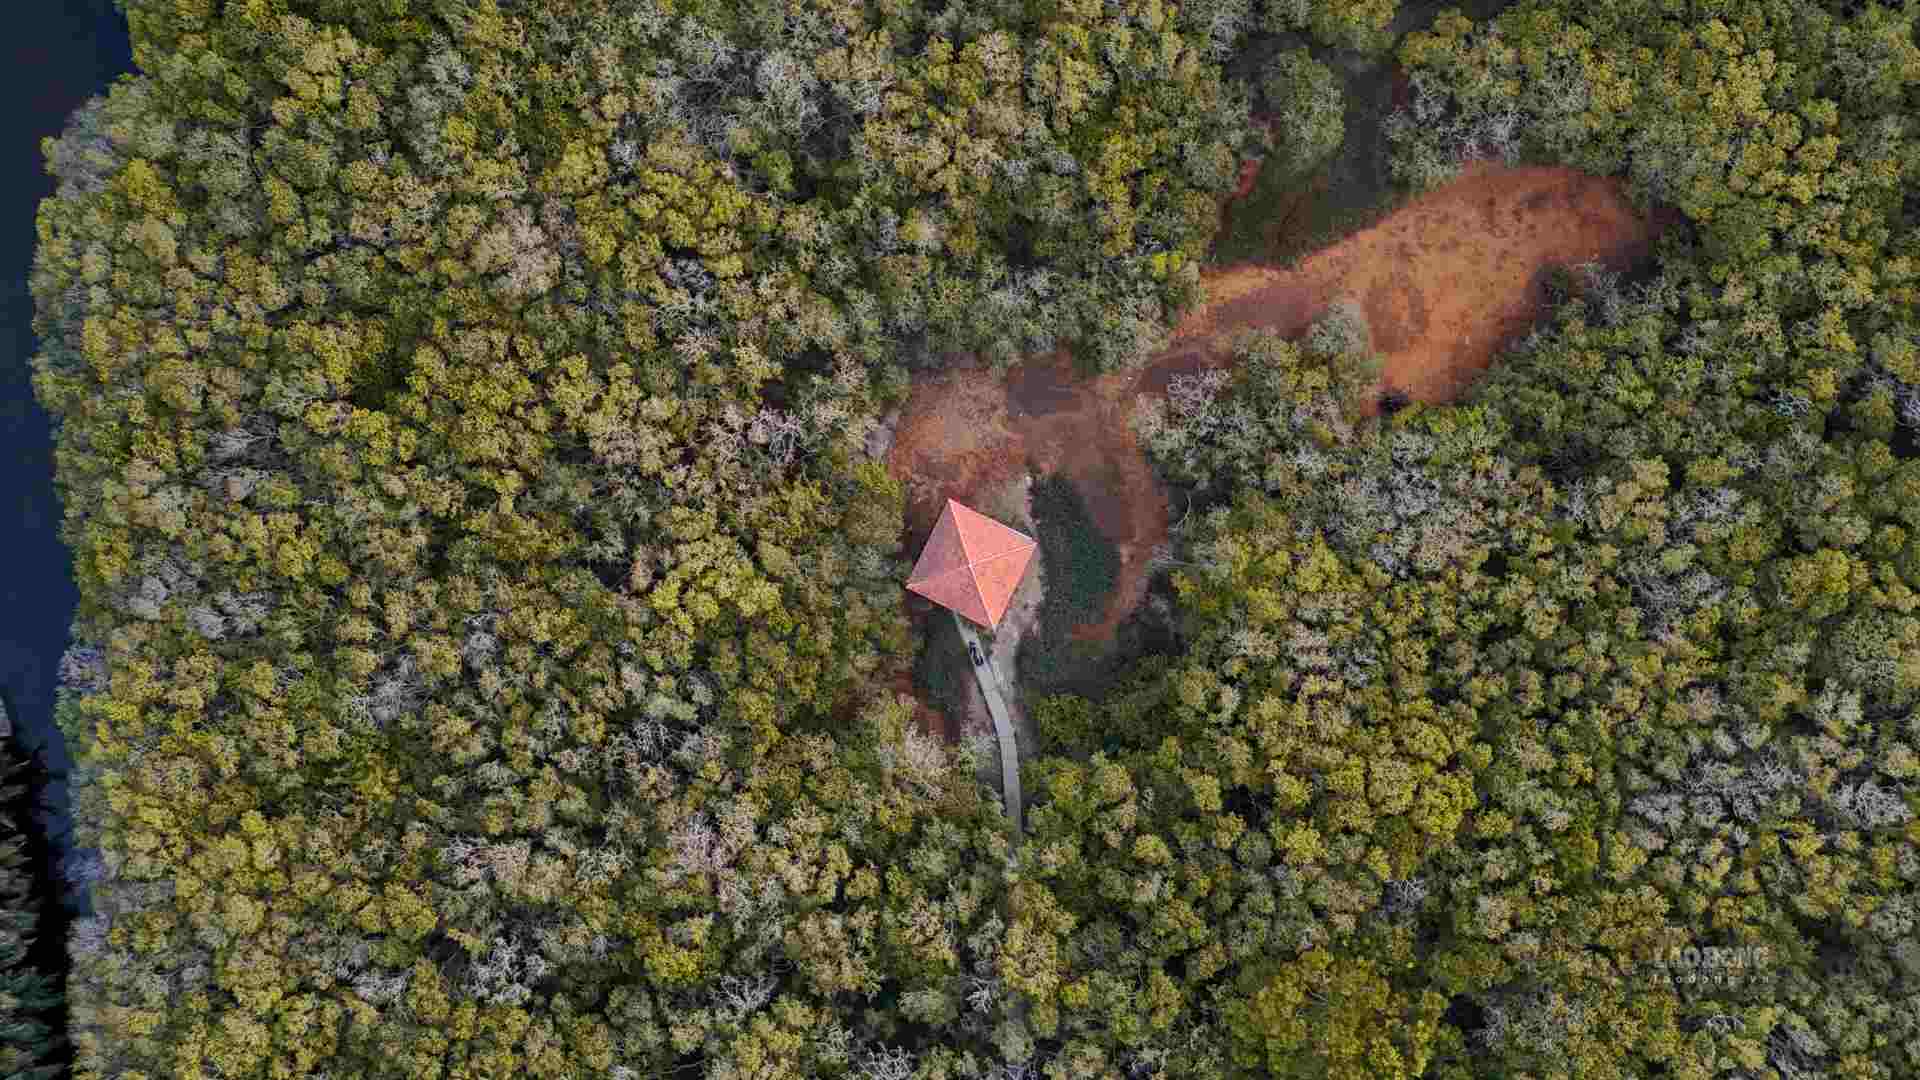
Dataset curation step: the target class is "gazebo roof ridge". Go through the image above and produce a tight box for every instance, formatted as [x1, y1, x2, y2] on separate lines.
[905, 499, 1038, 629]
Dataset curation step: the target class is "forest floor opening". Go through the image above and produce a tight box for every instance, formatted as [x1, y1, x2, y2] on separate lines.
[1162, 163, 1678, 404]
[890, 161, 1674, 741]
[1214, 48, 1408, 267]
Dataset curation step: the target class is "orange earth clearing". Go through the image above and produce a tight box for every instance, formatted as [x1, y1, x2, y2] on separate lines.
[889, 162, 1673, 660]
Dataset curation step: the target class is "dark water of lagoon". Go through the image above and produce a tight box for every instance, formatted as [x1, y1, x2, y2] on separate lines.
[3, 1, 132, 916]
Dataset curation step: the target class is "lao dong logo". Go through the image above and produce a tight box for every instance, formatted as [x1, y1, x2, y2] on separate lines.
[1661, 944, 1774, 986]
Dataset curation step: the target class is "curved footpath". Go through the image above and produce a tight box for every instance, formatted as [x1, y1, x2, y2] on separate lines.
[951, 612, 1023, 834]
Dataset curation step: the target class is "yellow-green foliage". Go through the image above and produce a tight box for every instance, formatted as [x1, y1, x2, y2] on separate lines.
[1262, 47, 1347, 177]
[33, 0, 1920, 1077]
[1228, 949, 1447, 1079]
[31, 0, 1253, 1075]
[1266, 0, 1401, 55]
[1085, 3, 1920, 1076]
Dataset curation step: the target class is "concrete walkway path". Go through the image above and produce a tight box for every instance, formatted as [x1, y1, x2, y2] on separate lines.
[953, 611, 1023, 833]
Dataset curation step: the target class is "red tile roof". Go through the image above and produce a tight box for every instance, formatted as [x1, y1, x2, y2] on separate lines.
[906, 499, 1038, 628]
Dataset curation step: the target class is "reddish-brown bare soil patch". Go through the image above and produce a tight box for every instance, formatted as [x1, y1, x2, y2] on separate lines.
[1230, 154, 1264, 202]
[1168, 163, 1669, 407]
[1390, 67, 1414, 110]
[889, 351, 1169, 645]
[882, 670, 955, 744]
[889, 163, 1670, 647]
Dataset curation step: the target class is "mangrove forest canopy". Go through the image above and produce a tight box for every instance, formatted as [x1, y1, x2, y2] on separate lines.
[23, 0, 1920, 1078]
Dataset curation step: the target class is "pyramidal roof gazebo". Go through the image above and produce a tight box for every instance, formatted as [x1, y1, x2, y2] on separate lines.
[906, 499, 1038, 629]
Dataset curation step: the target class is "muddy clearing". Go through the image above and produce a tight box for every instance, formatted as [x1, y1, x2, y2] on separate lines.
[1172, 163, 1673, 404]
[890, 163, 1672, 720]
[889, 351, 1163, 648]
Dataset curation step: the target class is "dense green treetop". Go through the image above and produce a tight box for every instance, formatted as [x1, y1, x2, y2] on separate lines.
[32, 0, 1260, 1075]
[27, 0, 1920, 1078]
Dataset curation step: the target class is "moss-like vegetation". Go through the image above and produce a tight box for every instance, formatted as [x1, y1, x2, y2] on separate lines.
[912, 601, 981, 726]
[1029, 475, 1122, 634]
[1016, 474, 1124, 696]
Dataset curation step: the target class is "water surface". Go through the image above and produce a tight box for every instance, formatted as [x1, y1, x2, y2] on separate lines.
[3, 0, 133, 911]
